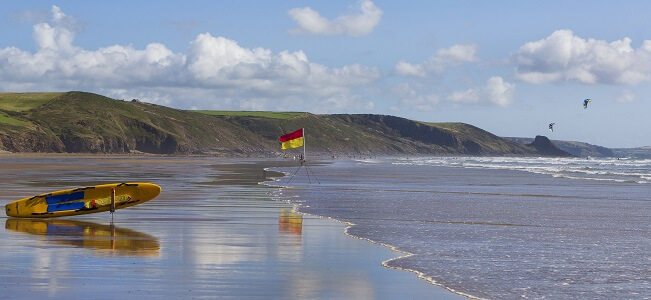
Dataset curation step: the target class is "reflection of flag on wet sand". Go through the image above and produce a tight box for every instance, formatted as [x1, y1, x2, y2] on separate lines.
[279, 209, 303, 235]
[279, 128, 304, 150]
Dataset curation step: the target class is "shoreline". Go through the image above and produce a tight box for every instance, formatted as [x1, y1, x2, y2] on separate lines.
[0, 155, 466, 299]
[347, 225, 478, 300]
[264, 163, 470, 299]
[268, 157, 651, 299]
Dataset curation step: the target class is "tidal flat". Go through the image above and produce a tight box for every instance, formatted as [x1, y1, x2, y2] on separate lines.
[0, 155, 461, 299]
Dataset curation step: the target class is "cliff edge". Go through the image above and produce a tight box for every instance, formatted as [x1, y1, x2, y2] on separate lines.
[528, 136, 574, 157]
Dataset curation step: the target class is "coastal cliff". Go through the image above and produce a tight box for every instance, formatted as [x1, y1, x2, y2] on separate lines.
[0, 91, 573, 157]
[528, 136, 574, 157]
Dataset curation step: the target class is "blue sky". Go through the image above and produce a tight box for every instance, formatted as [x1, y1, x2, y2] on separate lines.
[2, 1, 650, 148]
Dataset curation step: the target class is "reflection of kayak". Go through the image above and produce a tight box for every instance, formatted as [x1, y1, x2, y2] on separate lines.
[5, 218, 160, 256]
[5, 182, 161, 218]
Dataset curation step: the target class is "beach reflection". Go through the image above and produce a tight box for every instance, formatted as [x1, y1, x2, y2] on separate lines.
[0, 157, 457, 299]
[278, 209, 303, 236]
[5, 218, 160, 256]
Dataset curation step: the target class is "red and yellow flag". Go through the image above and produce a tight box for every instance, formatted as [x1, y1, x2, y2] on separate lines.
[279, 128, 304, 150]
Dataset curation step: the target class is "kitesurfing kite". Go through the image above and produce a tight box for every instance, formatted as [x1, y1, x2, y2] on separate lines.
[583, 98, 591, 109]
[549, 123, 555, 132]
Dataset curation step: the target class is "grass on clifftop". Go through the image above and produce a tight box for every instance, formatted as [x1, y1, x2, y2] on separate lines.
[0, 92, 64, 112]
[423, 122, 465, 129]
[196, 110, 304, 120]
[0, 114, 29, 126]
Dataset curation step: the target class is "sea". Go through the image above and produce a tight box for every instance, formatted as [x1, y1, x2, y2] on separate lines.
[269, 157, 651, 299]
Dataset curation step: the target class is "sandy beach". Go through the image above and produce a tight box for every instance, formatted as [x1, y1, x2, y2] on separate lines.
[0, 155, 462, 299]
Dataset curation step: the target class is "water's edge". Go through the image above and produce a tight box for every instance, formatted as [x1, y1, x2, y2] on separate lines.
[262, 164, 477, 300]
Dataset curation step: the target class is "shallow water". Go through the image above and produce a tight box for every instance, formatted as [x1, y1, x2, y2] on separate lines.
[272, 158, 651, 299]
[0, 156, 460, 299]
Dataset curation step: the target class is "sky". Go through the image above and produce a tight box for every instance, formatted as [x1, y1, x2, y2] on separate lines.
[1, 1, 651, 148]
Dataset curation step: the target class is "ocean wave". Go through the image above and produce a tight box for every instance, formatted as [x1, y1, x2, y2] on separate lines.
[394, 157, 651, 185]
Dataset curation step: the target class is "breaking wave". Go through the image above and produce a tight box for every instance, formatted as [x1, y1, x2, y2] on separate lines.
[394, 157, 651, 184]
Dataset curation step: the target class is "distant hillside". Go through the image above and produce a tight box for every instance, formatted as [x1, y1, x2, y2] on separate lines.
[505, 137, 614, 157]
[611, 147, 651, 159]
[0, 91, 572, 157]
[326, 115, 535, 155]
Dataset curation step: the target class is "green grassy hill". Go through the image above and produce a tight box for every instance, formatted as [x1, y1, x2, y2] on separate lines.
[0, 91, 572, 156]
[0, 92, 272, 154]
[0, 92, 64, 111]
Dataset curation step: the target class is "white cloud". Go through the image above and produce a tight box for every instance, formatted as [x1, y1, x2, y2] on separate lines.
[484, 76, 515, 106]
[394, 44, 478, 76]
[513, 29, 651, 85]
[392, 44, 514, 109]
[394, 60, 425, 77]
[0, 6, 381, 111]
[51, 5, 65, 22]
[32, 7, 76, 53]
[288, 0, 382, 36]
[448, 76, 515, 107]
[436, 44, 479, 63]
[448, 88, 481, 105]
[392, 82, 440, 111]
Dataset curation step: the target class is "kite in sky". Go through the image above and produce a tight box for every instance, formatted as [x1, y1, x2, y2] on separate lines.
[549, 123, 555, 132]
[583, 98, 592, 109]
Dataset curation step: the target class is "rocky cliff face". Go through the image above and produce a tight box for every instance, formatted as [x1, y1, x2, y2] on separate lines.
[330, 114, 461, 152]
[346, 114, 460, 147]
[0, 130, 64, 152]
[330, 115, 536, 155]
[528, 136, 573, 157]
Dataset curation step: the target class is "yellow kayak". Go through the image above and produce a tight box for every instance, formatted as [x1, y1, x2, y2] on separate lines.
[5, 182, 161, 218]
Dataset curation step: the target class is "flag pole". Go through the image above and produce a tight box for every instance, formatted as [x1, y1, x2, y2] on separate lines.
[303, 128, 306, 161]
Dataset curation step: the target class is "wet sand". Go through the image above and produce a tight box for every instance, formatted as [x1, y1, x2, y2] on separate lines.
[0, 155, 462, 299]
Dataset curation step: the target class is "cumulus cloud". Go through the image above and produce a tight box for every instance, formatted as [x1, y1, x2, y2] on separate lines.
[392, 82, 440, 111]
[448, 76, 515, 107]
[392, 44, 513, 109]
[32, 5, 79, 53]
[0, 6, 381, 111]
[185, 34, 380, 95]
[394, 44, 478, 76]
[513, 29, 651, 85]
[394, 61, 426, 77]
[484, 76, 515, 106]
[288, 0, 382, 36]
[436, 44, 479, 63]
